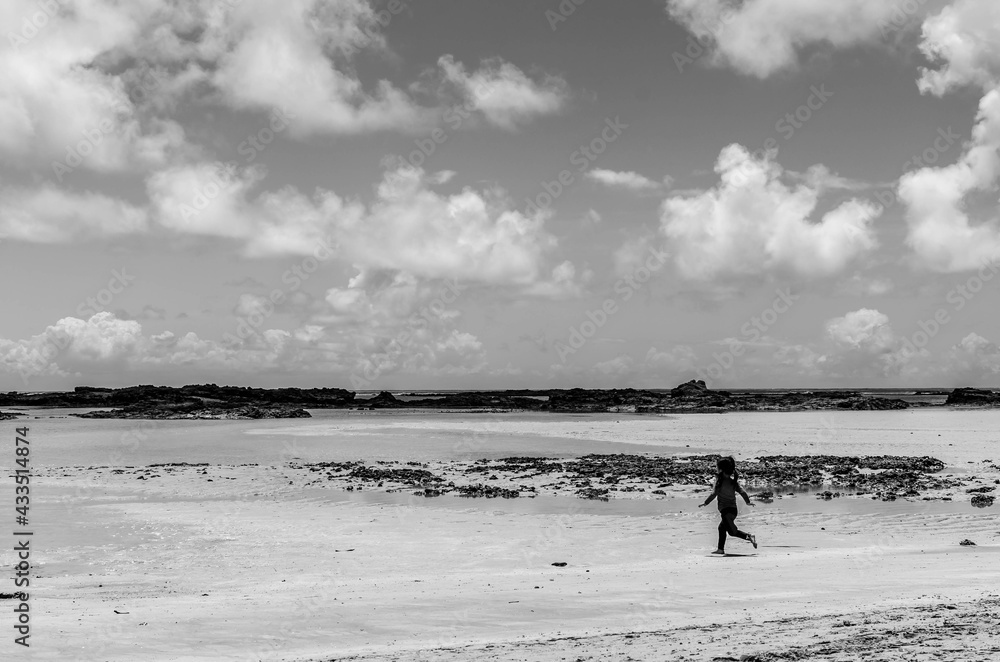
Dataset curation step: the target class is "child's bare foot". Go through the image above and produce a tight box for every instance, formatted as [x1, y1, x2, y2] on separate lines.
[749, 534, 758, 549]
[711, 549, 725, 555]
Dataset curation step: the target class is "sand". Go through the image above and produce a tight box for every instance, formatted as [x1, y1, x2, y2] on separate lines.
[4, 411, 1000, 661]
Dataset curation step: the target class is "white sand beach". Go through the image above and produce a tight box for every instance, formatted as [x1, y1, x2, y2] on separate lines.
[6, 410, 1000, 661]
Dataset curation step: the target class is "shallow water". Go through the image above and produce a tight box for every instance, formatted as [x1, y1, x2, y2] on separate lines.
[6, 407, 1000, 469]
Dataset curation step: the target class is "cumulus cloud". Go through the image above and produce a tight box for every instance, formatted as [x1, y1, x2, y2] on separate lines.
[825, 308, 895, 350]
[917, 0, 1000, 96]
[147, 162, 569, 285]
[665, 0, 913, 78]
[0, 184, 148, 242]
[898, 0, 1000, 272]
[209, 0, 433, 136]
[437, 55, 568, 130]
[660, 144, 880, 280]
[586, 169, 669, 192]
[0, 0, 190, 172]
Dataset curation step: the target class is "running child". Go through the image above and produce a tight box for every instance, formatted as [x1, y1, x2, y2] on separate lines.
[698, 456, 758, 554]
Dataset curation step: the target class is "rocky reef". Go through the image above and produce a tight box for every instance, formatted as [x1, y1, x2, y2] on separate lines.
[288, 453, 966, 502]
[945, 387, 1000, 406]
[74, 404, 311, 420]
[0, 384, 354, 409]
[1, 382, 991, 415]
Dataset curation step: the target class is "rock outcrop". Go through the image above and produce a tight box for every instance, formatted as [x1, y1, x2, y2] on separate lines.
[74, 405, 311, 420]
[945, 388, 1000, 406]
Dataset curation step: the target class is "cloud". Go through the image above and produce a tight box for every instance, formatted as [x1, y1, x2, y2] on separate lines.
[825, 308, 895, 350]
[147, 162, 358, 256]
[0, 308, 488, 386]
[660, 144, 880, 280]
[917, 0, 1000, 95]
[437, 55, 568, 130]
[665, 0, 915, 78]
[898, 1, 1000, 272]
[0, 0, 191, 173]
[586, 169, 669, 192]
[0, 183, 148, 242]
[209, 0, 433, 136]
[947, 332, 1000, 381]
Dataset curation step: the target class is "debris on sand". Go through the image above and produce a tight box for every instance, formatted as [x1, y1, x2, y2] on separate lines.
[959, 539, 977, 546]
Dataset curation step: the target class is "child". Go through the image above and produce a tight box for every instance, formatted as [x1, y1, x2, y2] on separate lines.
[698, 456, 757, 554]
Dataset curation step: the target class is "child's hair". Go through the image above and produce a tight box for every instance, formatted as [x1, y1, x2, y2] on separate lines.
[717, 456, 739, 482]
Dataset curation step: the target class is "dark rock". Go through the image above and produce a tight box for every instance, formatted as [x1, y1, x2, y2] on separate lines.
[959, 539, 977, 546]
[971, 494, 995, 507]
[366, 391, 401, 408]
[946, 388, 1000, 406]
[456, 483, 520, 498]
[74, 405, 311, 420]
[670, 379, 709, 397]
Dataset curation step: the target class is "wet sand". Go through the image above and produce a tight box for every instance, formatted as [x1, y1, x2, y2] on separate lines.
[4, 411, 1000, 661]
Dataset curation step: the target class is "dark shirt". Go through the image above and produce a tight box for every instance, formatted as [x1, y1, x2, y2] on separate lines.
[716, 474, 741, 511]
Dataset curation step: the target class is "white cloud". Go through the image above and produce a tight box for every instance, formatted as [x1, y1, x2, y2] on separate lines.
[0, 184, 148, 242]
[0, 308, 487, 386]
[0, 1, 191, 173]
[825, 308, 895, 350]
[918, 0, 1000, 95]
[437, 55, 568, 130]
[660, 144, 880, 280]
[586, 169, 668, 192]
[899, 1, 1000, 272]
[666, 0, 918, 78]
[210, 0, 432, 137]
[148, 163, 565, 283]
[522, 261, 588, 299]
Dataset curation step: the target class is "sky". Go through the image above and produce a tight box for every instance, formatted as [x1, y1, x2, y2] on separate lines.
[1, 0, 1000, 391]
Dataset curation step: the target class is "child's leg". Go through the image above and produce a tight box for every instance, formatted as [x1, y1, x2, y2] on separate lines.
[717, 515, 727, 550]
[721, 509, 750, 542]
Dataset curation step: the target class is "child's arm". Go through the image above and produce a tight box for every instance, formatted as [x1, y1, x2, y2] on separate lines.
[736, 482, 755, 506]
[699, 478, 720, 507]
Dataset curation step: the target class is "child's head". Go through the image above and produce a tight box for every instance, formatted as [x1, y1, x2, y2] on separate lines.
[717, 456, 737, 477]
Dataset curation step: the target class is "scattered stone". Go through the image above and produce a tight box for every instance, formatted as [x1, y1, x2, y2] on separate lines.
[551, 562, 567, 567]
[971, 494, 995, 507]
[960, 539, 977, 546]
